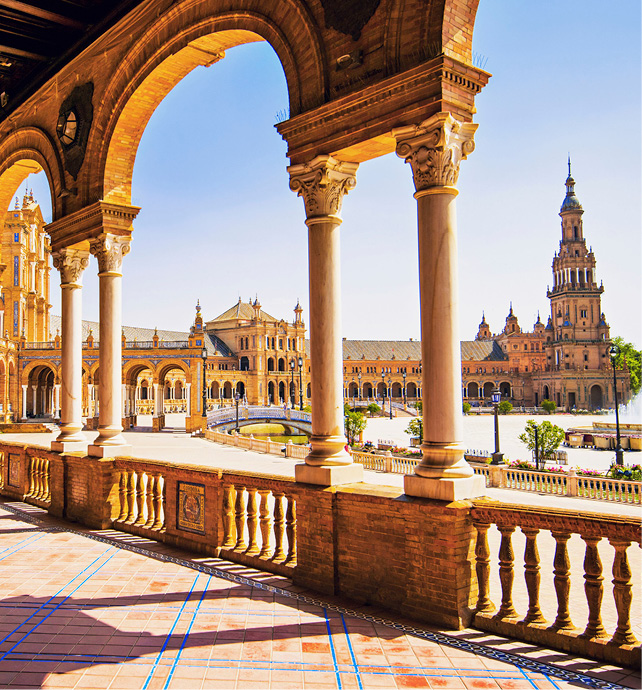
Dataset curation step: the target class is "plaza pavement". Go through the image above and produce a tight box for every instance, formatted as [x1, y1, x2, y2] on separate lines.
[0, 499, 639, 690]
[0, 424, 639, 688]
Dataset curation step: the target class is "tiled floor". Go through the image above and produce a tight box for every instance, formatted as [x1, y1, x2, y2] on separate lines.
[0, 501, 638, 690]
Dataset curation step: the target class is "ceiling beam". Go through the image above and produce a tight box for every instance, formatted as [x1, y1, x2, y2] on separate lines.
[0, 1, 84, 29]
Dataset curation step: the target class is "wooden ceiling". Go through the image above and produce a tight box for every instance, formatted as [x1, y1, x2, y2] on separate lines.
[0, 0, 145, 122]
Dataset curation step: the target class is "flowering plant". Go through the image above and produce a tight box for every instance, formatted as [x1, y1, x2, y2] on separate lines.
[606, 464, 642, 482]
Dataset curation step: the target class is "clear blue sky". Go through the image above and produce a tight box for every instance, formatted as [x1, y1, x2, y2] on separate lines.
[25, 0, 641, 347]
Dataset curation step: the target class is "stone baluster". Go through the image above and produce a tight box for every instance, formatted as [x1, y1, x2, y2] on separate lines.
[36, 459, 44, 500]
[222, 484, 236, 548]
[258, 489, 273, 558]
[522, 528, 546, 624]
[44, 460, 51, 501]
[581, 536, 607, 639]
[246, 488, 260, 556]
[272, 492, 286, 561]
[473, 521, 495, 613]
[285, 498, 297, 566]
[552, 531, 574, 630]
[126, 471, 137, 523]
[497, 526, 518, 619]
[152, 474, 164, 529]
[144, 474, 157, 529]
[26, 459, 35, 498]
[609, 540, 637, 645]
[117, 471, 128, 521]
[134, 472, 146, 525]
[34, 459, 42, 499]
[234, 486, 248, 551]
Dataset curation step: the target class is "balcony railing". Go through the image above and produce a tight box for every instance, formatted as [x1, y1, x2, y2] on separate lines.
[24, 341, 56, 349]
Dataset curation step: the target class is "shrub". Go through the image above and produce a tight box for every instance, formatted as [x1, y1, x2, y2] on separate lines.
[462, 402, 472, 414]
[518, 419, 565, 464]
[405, 417, 423, 443]
[606, 463, 642, 482]
[498, 401, 513, 415]
[366, 403, 381, 416]
[541, 399, 556, 413]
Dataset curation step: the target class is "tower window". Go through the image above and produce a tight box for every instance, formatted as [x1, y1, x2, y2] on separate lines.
[13, 233, 19, 243]
[580, 309, 587, 318]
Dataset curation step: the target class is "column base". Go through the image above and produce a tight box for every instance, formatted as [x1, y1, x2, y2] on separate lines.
[404, 473, 486, 502]
[51, 439, 88, 453]
[490, 452, 505, 465]
[295, 462, 363, 486]
[87, 443, 131, 458]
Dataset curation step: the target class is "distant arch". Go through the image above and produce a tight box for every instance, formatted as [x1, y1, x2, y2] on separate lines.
[590, 385, 603, 410]
[466, 382, 479, 398]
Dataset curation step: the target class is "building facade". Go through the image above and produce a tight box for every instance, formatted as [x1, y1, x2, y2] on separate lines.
[1, 169, 632, 428]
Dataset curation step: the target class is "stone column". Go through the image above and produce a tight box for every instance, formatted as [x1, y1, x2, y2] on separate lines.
[88, 234, 131, 457]
[288, 155, 363, 485]
[21, 385, 27, 420]
[153, 383, 159, 417]
[31, 386, 37, 416]
[54, 384, 60, 419]
[51, 249, 89, 451]
[186, 383, 191, 416]
[394, 113, 484, 501]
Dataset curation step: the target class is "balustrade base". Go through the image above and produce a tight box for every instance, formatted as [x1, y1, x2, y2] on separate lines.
[295, 462, 363, 486]
[405, 473, 486, 501]
[88, 443, 132, 458]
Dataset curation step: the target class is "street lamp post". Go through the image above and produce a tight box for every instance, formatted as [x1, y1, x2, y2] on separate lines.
[388, 376, 393, 419]
[289, 359, 295, 408]
[298, 356, 304, 409]
[402, 370, 407, 407]
[351, 378, 356, 409]
[201, 347, 208, 423]
[381, 371, 385, 416]
[491, 387, 504, 464]
[358, 371, 362, 401]
[609, 344, 624, 466]
[235, 391, 240, 433]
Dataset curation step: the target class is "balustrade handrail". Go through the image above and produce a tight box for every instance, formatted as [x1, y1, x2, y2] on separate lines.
[24, 341, 56, 349]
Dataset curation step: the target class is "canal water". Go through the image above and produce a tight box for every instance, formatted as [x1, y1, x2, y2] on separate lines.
[238, 423, 309, 445]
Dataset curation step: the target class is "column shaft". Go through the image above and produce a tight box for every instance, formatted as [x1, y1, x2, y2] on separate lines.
[51, 249, 89, 450]
[88, 234, 131, 456]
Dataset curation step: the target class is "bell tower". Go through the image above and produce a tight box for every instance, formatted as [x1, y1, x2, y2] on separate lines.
[546, 161, 609, 371]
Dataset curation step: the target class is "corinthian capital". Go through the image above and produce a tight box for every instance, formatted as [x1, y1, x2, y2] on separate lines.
[288, 155, 358, 221]
[52, 248, 90, 286]
[394, 113, 477, 192]
[89, 233, 131, 275]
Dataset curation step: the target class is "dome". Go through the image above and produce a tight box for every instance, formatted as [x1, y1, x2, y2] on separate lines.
[560, 159, 583, 213]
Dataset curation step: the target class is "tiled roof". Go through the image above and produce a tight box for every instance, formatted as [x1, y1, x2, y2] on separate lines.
[302, 339, 507, 362]
[209, 299, 277, 323]
[48, 316, 233, 357]
[460, 340, 507, 362]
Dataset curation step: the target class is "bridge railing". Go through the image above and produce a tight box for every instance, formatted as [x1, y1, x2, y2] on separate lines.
[207, 405, 312, 426]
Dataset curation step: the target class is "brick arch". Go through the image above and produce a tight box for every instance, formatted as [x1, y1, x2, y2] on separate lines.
[123, 361, 157, 385]
[384, 0, 480, 76]
[0, 127, 65, 229]
[87, 3, 325, 206]
[156, 360, 191, 384]
[21, 361, 59, 381]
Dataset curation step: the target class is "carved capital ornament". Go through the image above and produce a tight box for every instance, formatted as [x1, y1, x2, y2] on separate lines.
[90, 233, 131, 274]
[52, 249, 90, 286]
[394, 113, 477, 193]
[288, 155, 358, 222]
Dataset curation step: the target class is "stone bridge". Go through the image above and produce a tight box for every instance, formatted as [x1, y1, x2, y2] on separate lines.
[206, 405, 312, 435]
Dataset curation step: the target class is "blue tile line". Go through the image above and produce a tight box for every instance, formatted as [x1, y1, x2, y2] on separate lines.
[0, 501, 631, 690]
[0, 545, 114, 653]
[141, 573, 201, 690]
[340, 613, 363, 690]
[163, 574, 212, 690]
[0, 547, 117, 663]
[324, 607, 342, 689]
[518, 661, 540, 690]
[0, 533, 43, 561]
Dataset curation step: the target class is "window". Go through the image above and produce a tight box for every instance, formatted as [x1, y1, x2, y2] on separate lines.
[13, 233, 19, 242]
[580, 309, 587, 318]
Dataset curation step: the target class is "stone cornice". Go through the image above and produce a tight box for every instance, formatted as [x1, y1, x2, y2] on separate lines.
[277, 56, 489, 164]
[46, 200, 140, 253]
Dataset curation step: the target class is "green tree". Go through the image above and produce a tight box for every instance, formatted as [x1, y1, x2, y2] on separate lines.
[462, 402, 472, 414]
[498, 400, 513, 415]
[611, 337, 641, 396]
[541, 399, 556, 413]
[518, 419, 565, 464]
[405, 417, 423, 443]
[366, 403, 381, 416]
[414, 401, 422, 414]
[345, 410, 367, 445]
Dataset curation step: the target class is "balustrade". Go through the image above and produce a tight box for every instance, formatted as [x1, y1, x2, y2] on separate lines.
[26, 457, 50, 503]
[115, 468, 165, 531]
[472, 501, 639, 661]
[221, 484, 297, 568]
